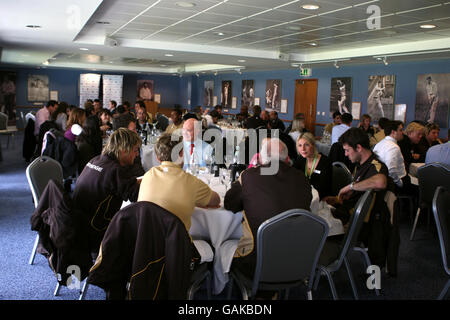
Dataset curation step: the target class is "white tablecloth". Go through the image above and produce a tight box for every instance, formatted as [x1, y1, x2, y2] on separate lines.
[310, 187, 345, 237]
[409, 162, 425, 186]
[141, 143, 160, 172]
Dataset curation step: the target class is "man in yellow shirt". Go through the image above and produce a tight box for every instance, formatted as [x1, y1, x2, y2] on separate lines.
[165, 109, 184, 135]
[138, 133, 220, 231]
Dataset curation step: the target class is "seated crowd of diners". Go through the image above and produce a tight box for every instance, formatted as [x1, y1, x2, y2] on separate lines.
[29, 100, 449, 300]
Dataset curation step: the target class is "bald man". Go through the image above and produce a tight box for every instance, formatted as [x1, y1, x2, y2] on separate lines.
[182, 118, 214, 170]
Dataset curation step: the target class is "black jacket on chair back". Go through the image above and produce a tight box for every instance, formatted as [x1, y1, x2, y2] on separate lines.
[30, 179, 93, 285]
[88, 201, 195, 300]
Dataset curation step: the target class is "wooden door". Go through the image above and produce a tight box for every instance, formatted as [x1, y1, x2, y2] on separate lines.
[294, 79, 318, 133]
[144, 101, 159, 116]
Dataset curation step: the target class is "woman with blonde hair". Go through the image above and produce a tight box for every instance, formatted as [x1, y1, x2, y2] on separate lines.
[289, 118, 306, 144]
[293, 132, 333, 199]
[65, 107, 86, 142]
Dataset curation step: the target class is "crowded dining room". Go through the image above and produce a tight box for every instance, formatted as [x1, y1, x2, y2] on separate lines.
[0, 0, 450, 308]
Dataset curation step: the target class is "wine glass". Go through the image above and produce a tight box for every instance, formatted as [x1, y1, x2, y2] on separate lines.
[224, 155, 233, 170]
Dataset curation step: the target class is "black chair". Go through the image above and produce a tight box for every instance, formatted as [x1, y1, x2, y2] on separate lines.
[314, 190, 374, 300]
[331, 161, 352, 196]
[432, 186, 450, 300]
[410, 163, 450, 240]
[26, 156, 64, 265]
[227, 209, 329, 300]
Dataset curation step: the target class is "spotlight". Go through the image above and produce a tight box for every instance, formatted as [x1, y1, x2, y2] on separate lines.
[383, 56, 388, 65]
[214, 71, 218, 76]
[334, 61, 340, 69]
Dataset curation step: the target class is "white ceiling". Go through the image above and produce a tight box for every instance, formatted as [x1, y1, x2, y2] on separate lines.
[1, 0, 449, 74]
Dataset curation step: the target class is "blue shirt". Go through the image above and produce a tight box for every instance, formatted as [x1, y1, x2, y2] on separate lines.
[425, 142, 450, 167]
[331, 123, 350, 145]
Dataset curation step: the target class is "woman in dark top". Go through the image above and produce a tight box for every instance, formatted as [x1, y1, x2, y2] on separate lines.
[76, 115, 103, 174]
[293, 132, 333, 200]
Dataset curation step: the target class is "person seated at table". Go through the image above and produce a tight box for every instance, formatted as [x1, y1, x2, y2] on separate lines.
[373, 120, 408, 191]
[414, 123, 441, 162]
[369, 117, 389, 148]
[134, 100, 153, 123]
[213, 105, 224, 120]
[138, 133, 220, 232]
[398, 121, 425, 172]
[269, 110, 285, 131]
[323, 111, 341, 140]
[245, 105, 266, 129]
[288, 118, 307, 144]
[425, 140, 450, 166]
[358, 114, 377, 139]
[293, 132, 333, 200]
[64, 107, 86, 142]
[76, 115, 103, 175]
[207, 110, 221, 131]
[224, 137, 312, 289]
[182, 118, 214, 169]
[112, 105, 134, 131]
[322, 128, 396, 272]
[165, 108, 184, 135]
[331, 112, 352, 145]
[97, 109, 113, 137]
[136, 106, 153, 134]
[72, 128, 142, 252]
[260, 109, 270, 128]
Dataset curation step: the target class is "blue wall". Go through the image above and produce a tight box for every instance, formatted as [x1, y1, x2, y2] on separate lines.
[193, 58, 450, 138]
[3, 58, 450, 138]
[0, 65, 184, 109]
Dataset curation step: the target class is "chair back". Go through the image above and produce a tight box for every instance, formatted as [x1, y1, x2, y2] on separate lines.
[0, 112, 7, 130]
[26, 156, 64, 208]
[334, 190, 374, 269]
[331, 161, 352, 196]
[417, 163, 450, 208]
[252, 209, 329, 296]
[432, 186, 450, 275]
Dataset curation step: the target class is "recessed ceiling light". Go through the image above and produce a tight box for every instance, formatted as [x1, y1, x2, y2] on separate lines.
[238, 59, 246, 63]
[302, 4, 320, 10]
[18, 60, 24, 63]
[96, 21, 110, 25]
[287, 26, 301, 31]
[160, 64, 168, 67]
[420, 24, 436, 29]
[79, 48, 89, 51]
[26, 25, 41, 29]
[164, 53, 174, 57]
[214, 32, 225, 36]
[308, 42, 317, 46]
[42, 61, 49, 65]
[176, 1, 196, 8]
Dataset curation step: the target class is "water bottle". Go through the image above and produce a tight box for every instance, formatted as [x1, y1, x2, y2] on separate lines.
[190, 146, 199, 176]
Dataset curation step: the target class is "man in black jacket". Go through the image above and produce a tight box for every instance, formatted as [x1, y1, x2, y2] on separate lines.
[72, 128, 142, 252]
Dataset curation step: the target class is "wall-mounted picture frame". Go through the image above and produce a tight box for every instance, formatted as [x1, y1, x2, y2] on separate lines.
[242, 79, 255, 111]
[221, 80, 232, 108]
[213, 96, 218, 106]
[137, 80, 154, 101]
[415, 73, 450, 128]
[280, 99, 288, 113]
[265, 79, 282, 111]
[330, 77, 352, 115]
[254, 97, 260, 106]
[204, 80, 214, 107]
[394, 104, 407, 123]
[154, 94, 161, 104]
[351, 101, 361, 120]
[28, 74, 49, 102]
[231, 96, 237, 109]
[367, 75, 396, 122]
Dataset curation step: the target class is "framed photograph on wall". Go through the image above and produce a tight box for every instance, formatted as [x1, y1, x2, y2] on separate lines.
[232, 96, 237, 109]
[221, 80, 232, 108]
[242, 80, 255, 111]
[394, 104, 407, 123]
[280, 99, 288, 113]
[351, 102, 361, 120]
[330, 77, 352, 115]
[414, 73, 449, 128]
[204, 80, 214, 107]
[367, 75, 396, 122]
[137, 80, 154, 101]
[265, 79, 282, 111]
[154, 94, 161, 104]
[28, 74, 49, 102]
[254, 97, 260, 106]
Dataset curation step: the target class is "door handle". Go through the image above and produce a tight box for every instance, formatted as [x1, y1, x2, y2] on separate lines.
[310, 104, 313, 116]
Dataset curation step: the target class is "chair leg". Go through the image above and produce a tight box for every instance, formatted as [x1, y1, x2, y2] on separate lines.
[410, 207, 421, 241]
[344, 256, 359, 300]
[28, 234, 40, 265]
[54, 282, 61, 296]
[320, 266, 338, 300]
[438, 279, 450, 300]
[79, 280, 89, 300]
[353, 247, 381, 296]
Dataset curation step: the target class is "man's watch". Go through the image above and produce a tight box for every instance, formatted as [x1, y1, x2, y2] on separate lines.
[350, 182, 355, 191]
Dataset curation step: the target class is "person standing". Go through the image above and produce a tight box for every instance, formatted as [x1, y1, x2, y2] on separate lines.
[34, 100, 58, 136]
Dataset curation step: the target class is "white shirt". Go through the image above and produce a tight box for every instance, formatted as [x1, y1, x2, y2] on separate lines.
[373, 136, 406, 187]
[331, 123, 350, 145]
[34, 107, 50, 136]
